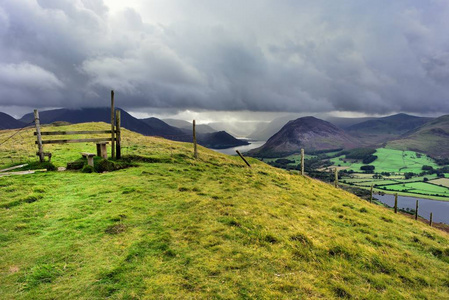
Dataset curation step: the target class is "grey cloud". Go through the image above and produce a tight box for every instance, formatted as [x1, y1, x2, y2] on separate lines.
[1, 0, 449, 117]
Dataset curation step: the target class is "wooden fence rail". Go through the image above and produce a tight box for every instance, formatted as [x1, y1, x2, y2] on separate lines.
[34, 104, 121, 161]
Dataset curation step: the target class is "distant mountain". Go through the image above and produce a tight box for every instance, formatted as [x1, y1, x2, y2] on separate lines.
[247, 116, 360, 157]
[387, 115, 449, 159]
[323, 116, 376, 129]
[21, 108, 183, 137]
[0, 112, 25, 130]
[20, 108, 246, 149]
[163, 119, 217, 134]
[198, 131, 249, 149]
[345, 113, 432, 145]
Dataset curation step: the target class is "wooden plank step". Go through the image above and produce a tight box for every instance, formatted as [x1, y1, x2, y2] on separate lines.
[0, 164, 28, 173]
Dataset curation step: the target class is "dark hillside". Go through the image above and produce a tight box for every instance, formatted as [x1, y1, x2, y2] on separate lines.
[346, 113, 432, 145]
[0, 112, 25, 129]
[387, 115, 449, 158]
[248, 116, 360, 157]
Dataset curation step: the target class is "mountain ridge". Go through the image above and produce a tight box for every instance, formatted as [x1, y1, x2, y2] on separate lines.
[248, 116, 360, 157]
[0, 112, 26, 130]
[19, 108, 246, 149]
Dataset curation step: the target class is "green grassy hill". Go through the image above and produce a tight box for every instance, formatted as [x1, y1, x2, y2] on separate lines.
[1, 123, 449, 299]
[387, 115, 449, 159]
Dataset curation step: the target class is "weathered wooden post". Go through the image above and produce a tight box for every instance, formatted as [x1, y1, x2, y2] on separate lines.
[115, 109, 121, 159]
[236, 150, 251, 168]
[301, 148, 305, 176]
[370, 184, 373, 203]
[34, 110, 44, 162]
[111, 90, 115, 159]
[415, 200, 419, 220]
[193, 120, 198, 159]
[429, 212, 433, 227]
[394, 193, 398, 213]
[334, 167, 338, 188]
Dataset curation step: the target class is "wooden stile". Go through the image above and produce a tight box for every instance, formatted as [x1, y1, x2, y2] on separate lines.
[34, 110, 45, 162]
[36, 130, 111, 136]
[37, 138, 113, 144]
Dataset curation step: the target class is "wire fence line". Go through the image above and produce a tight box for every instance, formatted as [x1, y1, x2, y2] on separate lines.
[0, 121, 35, 147]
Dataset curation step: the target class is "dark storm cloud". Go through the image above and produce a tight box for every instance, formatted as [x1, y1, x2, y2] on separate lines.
[1, 0, 449, 117]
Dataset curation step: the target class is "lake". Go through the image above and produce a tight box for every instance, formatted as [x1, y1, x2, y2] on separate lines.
[375, 193, 449, 224]
[211, 140, 266, 155]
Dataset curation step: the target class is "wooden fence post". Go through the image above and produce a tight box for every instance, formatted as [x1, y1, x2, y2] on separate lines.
[301, 148, 305, 176]
[429, 212, 433, 227]
[115, 110, 121, 159]
[193, 120, 198, 159]
[370, 184, 373, 203]
[415, 200, 419, 220]
[334, 168, 338, 188]
[394, 193, 398, 213]
[34, 110, 44, 162]
[111, 90, 115, 159]
[236, 150, 251, 168]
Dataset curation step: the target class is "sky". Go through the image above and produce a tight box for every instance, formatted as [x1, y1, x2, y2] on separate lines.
[0, 0, 449, 123]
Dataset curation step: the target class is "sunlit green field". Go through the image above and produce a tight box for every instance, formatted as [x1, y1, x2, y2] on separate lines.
[1, 124, 449, 299]
[332, 148, 439, 174]
[377, 182, 449, 196]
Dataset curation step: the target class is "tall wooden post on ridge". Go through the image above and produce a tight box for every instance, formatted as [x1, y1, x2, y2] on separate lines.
[415, 200, 419, 220]
[430, 212, 433, 227]
[334, 168, 338, 188]
[301, 148, 305, 176]
[193, 120, 198, 159]
[111, 90, 115, 159]
[34, 110, 44, 162]
[394, 193, 398, 213]
[370, 184, 373, 203]
[115, 110, 121, 159]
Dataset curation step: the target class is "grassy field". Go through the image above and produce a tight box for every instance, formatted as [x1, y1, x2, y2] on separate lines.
[1, 123, 449, 299]
[332, 148, 439, 174]
[431, 178, 449, 188]
[377, 182, 449, 196]
[330, 148, 449, 199]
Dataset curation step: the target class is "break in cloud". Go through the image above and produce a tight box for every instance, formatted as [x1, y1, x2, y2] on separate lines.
[1, 0, 449, 118]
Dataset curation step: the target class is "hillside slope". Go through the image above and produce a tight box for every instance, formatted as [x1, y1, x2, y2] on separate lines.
[0, 112, 25, 129]
[387, 114, 449, 159]
[346, 113, 432, 145]
[0, 123, 448, 299]
[248, 116, 360, 157]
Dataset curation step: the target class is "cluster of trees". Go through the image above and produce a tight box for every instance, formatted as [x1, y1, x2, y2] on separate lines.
[420, 165, 449, 177]
[340, 148, 376, 160]
[360, 165, 375, 173]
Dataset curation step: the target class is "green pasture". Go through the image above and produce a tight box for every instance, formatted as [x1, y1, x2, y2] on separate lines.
[332, 148, 439, 174]
[379, 182, 449, 196]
